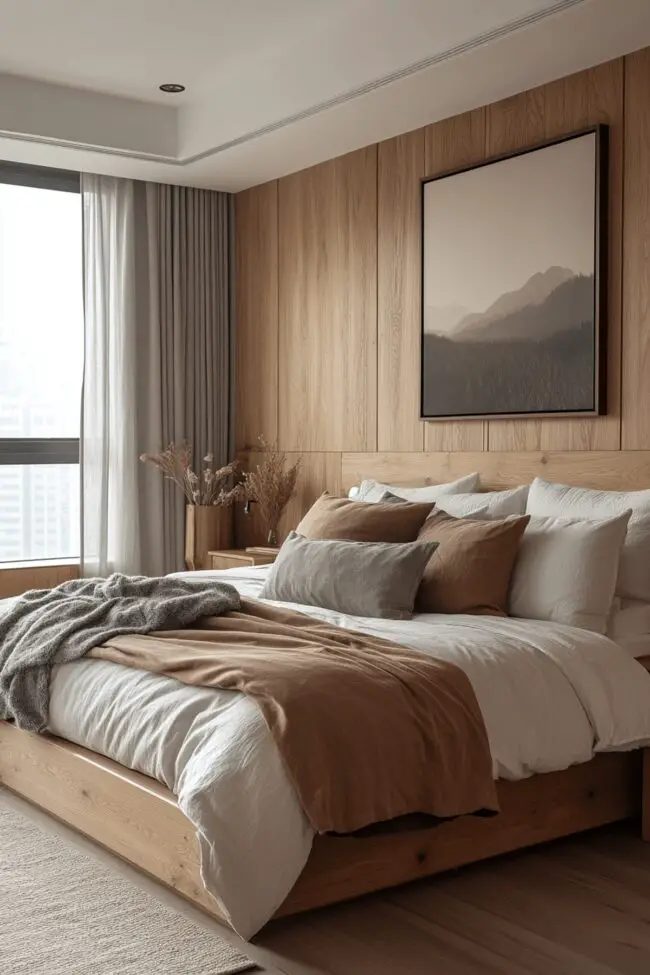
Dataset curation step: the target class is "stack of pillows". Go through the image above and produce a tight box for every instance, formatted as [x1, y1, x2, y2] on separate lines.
[259, 472, 650, 655]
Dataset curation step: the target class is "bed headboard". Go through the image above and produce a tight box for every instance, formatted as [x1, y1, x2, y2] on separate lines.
[236, 449, 650, 546]
[340, 451, 650, 493]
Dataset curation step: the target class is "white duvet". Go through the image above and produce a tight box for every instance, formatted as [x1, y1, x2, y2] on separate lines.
[43, 566, 650, 939]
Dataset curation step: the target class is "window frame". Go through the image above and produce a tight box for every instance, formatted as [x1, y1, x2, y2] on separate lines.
[0, 160, 81, 469]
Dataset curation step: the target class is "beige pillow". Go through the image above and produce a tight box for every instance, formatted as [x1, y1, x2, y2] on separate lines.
[260, 532, 438, 619]
[436, 485, 529, 519]
[509, 512, 631, 633]
[526, 478, 650, 602]
[353, 472, 480, 503]
[416, 510, 530, 616]
[296, 493, 434, 543]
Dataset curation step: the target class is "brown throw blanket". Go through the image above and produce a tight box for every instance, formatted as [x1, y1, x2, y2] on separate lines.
[89, 598, 498, 834]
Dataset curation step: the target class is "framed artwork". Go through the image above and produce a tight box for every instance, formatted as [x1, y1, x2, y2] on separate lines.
[420, 126, 608, 420]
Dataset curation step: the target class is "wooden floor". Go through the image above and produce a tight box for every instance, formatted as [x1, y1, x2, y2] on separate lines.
[5, 788, 650, 975]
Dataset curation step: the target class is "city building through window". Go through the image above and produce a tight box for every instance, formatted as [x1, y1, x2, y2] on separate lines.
[0, 164, 82, 562]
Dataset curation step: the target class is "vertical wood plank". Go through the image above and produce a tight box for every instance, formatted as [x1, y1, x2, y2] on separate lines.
[622, 49, 650, 448]
[377, 130, 425, 452]
[539, 60, 623, 450]
[424, 109, 486, 451]
[235, 182, 278, 450]
[485, 90, 547, 452]
[234, 52, 633, 496]
[278, 147, 377, 452]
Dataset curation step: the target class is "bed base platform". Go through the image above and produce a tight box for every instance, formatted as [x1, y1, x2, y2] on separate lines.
[0, 721, 644, 927]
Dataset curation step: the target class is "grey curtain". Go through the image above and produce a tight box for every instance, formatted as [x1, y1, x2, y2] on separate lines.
[140, 184, 234, 574]
[82, 175, 233, 577]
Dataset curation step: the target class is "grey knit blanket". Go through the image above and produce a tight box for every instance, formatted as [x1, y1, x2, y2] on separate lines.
[0, 573, 241, 733]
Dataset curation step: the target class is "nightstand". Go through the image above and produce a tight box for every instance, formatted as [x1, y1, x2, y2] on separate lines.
[208, 548, 278, 571]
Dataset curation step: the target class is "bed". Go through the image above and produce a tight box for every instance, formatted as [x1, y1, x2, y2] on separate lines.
[2, 563, 650, 938]
[3, 453, 650, 940]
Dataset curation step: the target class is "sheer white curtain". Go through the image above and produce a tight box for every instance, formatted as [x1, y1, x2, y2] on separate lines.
[81, 175, 164, 577]
[81, 175, 233, 578]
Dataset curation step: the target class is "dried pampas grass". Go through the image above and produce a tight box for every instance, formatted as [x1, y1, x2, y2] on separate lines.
[244, 439, 300, 544]
[140, 442, 243, 506]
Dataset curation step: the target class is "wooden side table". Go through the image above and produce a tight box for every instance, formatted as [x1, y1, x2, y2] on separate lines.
[207, 548, 278, 571]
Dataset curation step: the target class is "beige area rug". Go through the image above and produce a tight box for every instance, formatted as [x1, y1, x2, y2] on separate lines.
[0, 796, 258, 975]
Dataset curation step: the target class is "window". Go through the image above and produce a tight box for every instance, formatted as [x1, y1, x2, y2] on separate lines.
[0, 163, 83, 563]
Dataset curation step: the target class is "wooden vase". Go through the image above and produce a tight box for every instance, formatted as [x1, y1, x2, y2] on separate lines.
[185, 505, 233, 571]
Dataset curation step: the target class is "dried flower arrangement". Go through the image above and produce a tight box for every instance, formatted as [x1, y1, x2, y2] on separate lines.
[140, 442, 243, 506]
[242, 438, 301, 545]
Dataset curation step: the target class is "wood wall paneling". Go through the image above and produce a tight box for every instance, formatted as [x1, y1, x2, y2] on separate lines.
[423, 108, 487, 452]
[235, 181, 279, 450]
[377, 130, 425, 452]
[277, 147, 378, 452]
[486, 62, 624, 451]
[340, 451, 650, 494]
[235, 51, 650, 525]
[622, 49, 650, 449]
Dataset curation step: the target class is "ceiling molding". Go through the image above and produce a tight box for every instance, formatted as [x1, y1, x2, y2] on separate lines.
[183, 0, 588, 165]
[0, 127, 177, 164]
[0, 0, 586, 168]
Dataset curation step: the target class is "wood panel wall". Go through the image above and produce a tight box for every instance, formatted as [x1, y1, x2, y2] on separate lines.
[235, 49, 650, 543]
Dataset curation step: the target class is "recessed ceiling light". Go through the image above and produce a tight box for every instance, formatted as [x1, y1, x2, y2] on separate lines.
[159, 83, 185, 94]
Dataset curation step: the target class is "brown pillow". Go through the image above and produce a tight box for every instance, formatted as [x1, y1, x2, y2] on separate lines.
[416, 509, 530, 616]
[296, 493, 434, 543]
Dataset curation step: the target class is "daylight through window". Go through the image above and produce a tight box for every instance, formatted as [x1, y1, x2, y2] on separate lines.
[0, 167, 83, 562]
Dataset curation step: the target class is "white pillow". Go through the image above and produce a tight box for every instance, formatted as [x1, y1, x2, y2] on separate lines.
[437, 486, 529, 519]
[353, 472, 479, 504]
[378, 490, 491, 521]
[527, 478, 650, 602]
[509, 512, 631, 633]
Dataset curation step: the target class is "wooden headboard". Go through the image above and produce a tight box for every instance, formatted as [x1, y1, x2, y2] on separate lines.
[236, 449, 650, 546]
[340, 451, 650, 493]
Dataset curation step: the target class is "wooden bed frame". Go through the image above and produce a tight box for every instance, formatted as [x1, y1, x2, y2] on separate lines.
[2, 669, 649, 928]
[3, 452, 650, 931]
[0, 722, 645, 926]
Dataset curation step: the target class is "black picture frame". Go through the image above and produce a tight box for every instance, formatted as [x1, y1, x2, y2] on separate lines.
[420, 125, 609, 421]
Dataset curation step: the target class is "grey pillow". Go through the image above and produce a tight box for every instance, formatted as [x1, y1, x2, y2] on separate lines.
[259, 531, 438, 620]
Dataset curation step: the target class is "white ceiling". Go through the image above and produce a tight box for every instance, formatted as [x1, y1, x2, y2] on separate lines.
[0, 0, 649, 191]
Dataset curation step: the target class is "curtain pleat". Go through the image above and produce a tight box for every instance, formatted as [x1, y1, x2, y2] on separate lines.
[146, 182, 233, 572]
[81, 176, 232, 576]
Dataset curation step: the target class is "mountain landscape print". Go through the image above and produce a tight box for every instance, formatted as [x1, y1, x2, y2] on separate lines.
[421, 129, 605, 418]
